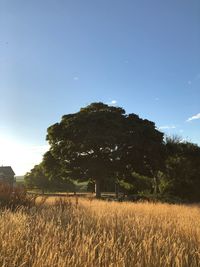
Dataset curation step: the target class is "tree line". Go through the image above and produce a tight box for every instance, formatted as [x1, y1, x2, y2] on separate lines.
[25, 102, 200, 202]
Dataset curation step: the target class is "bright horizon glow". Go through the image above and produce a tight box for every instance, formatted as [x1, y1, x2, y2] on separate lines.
[0, 132, 49, 176]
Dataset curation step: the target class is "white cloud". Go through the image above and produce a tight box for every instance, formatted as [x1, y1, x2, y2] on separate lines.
[187, 113, 200, 122]
[107, 100, 117, 105]
[159, 125, 176, 130]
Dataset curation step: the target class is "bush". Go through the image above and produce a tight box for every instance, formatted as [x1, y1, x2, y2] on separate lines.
[137, 191, 184, 204]
[0, 182, 36, 210]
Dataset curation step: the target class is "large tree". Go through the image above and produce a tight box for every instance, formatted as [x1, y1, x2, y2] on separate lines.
[115, 113, 165, 193]
[46, 102, 165, 197]
[42, 151, 75, 192]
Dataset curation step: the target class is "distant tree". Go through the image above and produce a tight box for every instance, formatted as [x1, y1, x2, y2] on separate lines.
[25, 164, 49, 194]
[46, 102, 165, 198]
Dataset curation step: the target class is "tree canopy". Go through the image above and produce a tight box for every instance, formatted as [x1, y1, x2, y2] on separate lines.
[164, 137, 200, 201]
[24, 103, 200, 202]
[46, 102, 165, 197]
[25, 164, 49, 194]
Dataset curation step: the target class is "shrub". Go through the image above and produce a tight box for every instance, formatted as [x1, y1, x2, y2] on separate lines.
[0, 182, 36, 210]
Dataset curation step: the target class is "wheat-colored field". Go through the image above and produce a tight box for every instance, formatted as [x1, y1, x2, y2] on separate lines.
[0, 197, 200, 267]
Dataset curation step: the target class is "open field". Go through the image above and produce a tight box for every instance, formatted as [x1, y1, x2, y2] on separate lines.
[0, 197, 200, 267]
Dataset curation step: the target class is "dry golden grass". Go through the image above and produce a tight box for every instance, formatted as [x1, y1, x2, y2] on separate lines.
[0, 197, 200, 267]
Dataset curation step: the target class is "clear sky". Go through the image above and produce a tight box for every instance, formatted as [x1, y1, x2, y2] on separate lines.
[0, 0, 200, 175]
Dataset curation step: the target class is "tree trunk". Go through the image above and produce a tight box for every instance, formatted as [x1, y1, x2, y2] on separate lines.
[154, 177, 158, 195]
[95, 179, 101, 198]
[115, 182, 119, 199]
[73, 184, 76, 195]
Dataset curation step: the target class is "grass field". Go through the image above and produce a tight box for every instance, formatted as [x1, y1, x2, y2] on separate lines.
[0, 197, 200, 267]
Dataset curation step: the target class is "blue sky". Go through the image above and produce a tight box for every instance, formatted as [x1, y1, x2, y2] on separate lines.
[0, 0, 200, 175]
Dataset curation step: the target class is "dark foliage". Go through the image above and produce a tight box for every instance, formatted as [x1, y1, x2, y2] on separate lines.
[24, 103, 200, 202]
[45, 102, 165, 197]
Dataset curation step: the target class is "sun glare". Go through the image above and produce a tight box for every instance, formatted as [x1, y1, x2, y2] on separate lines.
[0, 133, 48, 176]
